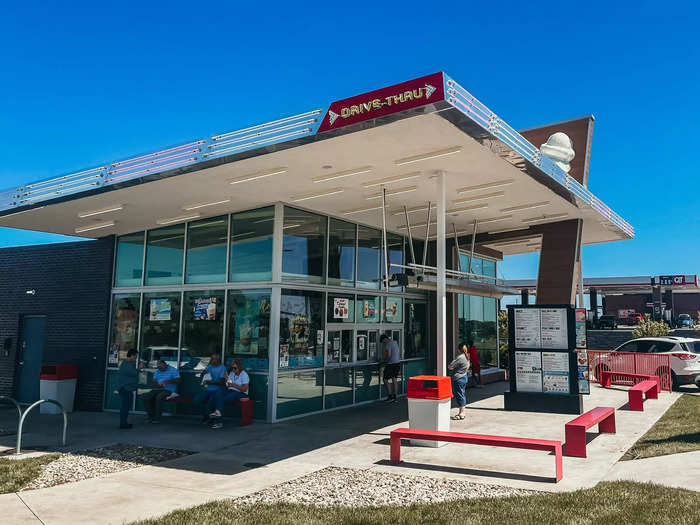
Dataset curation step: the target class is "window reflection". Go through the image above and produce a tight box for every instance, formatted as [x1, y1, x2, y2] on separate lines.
[230, 207, 274, 282]
[145, 225, 185, 285]
[115, 232, 144, 287]
[279, 289, 325, 369]
[140, 292, 181, 369]
[328, 218, 356, 287]
[186, 216, 227, 284]
[382, 232, 404, 291]
[181, 290, 225, 371]
[226, 289, 271, 371]
[108, 294, 140, 366]
[282, 207, 326, 283]
[357, 226, 380, 289]
[405, 301, 427, 359]
[277, 370, 323, 418]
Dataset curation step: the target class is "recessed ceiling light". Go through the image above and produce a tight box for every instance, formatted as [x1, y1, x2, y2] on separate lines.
[229, 167, 287, 185]
[365, 186, 418, 200]
[394, 146, 462, 166]
[156, 213, 201, 225]
[312, 166, 372, 183]
[182, 199, 231, 211]
[390, 204, 436, 216]
[453, 191, 505, 205]
[457, 179, 514, 194]
[77, 205, 124, 218]
[474, 214, 512, 224]
[75, 220, 115, 234]
[291, 188, 345, 202]
[342, 205, 384, 215]
[488, 227, 530, 235]
[499, 202, 550, 213]
[522, 213, 569, 224]
[362, 172, 421, 188]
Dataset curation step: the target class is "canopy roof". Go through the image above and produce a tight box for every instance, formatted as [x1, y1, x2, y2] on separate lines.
[0, 72, 633, 255]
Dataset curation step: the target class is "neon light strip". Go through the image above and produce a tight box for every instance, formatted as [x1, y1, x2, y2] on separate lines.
[107, 149, 201, 175]
[111, 140, 206, 167]
[209, 119, 317, 149]
[105, 157, 198, 183]
[24, 167, 105, 190]
[211, 110, 322, 141]
[202, 128, 312, 158]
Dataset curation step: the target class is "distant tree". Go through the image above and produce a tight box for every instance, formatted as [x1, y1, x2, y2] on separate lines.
[498, 310, 509, 369]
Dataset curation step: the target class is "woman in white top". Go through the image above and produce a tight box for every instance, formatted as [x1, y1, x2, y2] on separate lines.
[210, 359, 250, 424]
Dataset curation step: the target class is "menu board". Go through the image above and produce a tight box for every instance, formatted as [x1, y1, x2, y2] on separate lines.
[515, 351, 543, 393]
[542, 352, 570, 394]
[576, 350, 590, 394]
[540, 308, 568, 349]
[514, 308, 541, 348]
[575, 308, 587, 349]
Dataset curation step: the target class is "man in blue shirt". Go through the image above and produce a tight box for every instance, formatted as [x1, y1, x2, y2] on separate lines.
[141, 359, 181, 423]
[194, 353, 227, 424]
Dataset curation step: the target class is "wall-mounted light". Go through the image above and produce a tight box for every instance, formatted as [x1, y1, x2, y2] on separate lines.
[25, 289, 36, 295]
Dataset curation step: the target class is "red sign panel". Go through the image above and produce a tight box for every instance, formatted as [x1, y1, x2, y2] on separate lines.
[658, 275, 694, 286]
[317, 72, 445, 133]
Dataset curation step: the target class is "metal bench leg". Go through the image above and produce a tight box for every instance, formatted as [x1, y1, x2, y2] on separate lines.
[554, 443, 563, 482]
[599, 413, 616, 434]
[564, 425, 586, 458]
[390, 434, 401, 465]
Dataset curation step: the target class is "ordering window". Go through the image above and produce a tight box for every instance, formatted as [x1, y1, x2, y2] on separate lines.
[279, 289, 325, 369]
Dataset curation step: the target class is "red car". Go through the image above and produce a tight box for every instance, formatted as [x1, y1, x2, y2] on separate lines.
[626, 313, 644, 325]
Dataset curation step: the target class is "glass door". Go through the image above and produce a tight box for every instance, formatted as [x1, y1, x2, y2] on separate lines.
[326, 327, 354, 365]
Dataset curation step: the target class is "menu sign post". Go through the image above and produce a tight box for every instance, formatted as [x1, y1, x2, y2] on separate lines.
[505, 304, 584, 415]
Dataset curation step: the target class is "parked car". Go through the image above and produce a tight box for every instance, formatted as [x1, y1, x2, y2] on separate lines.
[592, 337, 700, 390]
[598, 315, 618, 329]
[625, 312, 644, 325]
[677, 313, 693, 328]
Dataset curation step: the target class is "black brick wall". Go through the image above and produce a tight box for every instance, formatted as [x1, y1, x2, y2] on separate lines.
[0, 237, 114, 411]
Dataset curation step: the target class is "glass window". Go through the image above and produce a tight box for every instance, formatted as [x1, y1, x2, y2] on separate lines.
[108, 294, 141, 366]
[357, 225, 380, 289]
[277, 370, 323, 418]
[140, 292, 181, 369]
[327, 293, 355, 324]
[482, 258, 496, 278]
[180, 290, 225, 371]
[328, 218, 356, 287]
[230, 207, 274, 282]
[382, 232, 404, 290]
[282, 207, 326, 284]
[145, 224, 185, 285]
[356, 295, 380, 323]
[186, 216, 227, 284]
[279, 289, 325, 369]
[354, 365, 379, 402]
[115, 232, 144, 287]
[226, 289, 271, 372]
[405, 301, 427, 358]
[383, 297, 403, 323]
[470, 295, 484, 321]
[326, 329, 353, 364]
[324, 368, 353, 408]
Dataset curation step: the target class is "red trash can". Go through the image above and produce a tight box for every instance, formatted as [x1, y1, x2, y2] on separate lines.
[406, 375, 452, 447]
[40, 364, 78, 414]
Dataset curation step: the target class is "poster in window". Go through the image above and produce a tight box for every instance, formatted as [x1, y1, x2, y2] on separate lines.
[384, 297, 402, 322]
[233, 298, 261, 355]
[193, 297, 217, 321]
[279, 344, 289, 369]
[542, 351, 570, 394]
[149, 299, 171, 321]
[515, 351, 542, 392]
[333, 297, 349, 319]
[358, 336, 366, 351]
[359, 299, 377, 321]
[540, 308, 568, 349]
[108, 344, 119, 366]
[576, 350, 590, 394]
[514, 308, 541, 348]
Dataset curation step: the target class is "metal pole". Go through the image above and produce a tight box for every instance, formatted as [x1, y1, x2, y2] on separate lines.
[403, 205, 416, 265]
[436, 172, 447, 376]
[422, 202, 431, 267]
[468, 220, 478, 279]
[452, 223, 462, 272]
[381, 187, 390, 292]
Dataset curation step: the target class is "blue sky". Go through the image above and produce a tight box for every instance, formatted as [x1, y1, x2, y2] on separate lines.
[1, 2, 698, 279]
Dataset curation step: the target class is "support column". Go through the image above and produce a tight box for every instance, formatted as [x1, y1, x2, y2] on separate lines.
[652, 286, 663, 321]
[535, 219, 583, 305]
[521, 289, 530, 305]
[436, 171, 447, 376]
[590, 288, 599, 323]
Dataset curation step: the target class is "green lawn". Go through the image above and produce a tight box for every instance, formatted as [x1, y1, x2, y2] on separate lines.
[623, 394, 700, 460]
[0, 454, 59, 494]
[134, 481, 700, 525]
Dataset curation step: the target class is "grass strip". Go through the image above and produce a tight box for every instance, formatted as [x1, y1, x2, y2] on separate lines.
[623, 394, 700, 460]
[134, 481, 700, 525]
[0, 454, 60, 494]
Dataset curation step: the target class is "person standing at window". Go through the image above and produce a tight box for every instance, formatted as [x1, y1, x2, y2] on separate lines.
[194, 353, 227, 424]
[117, 349, 139, 429]
[210, 359, 249, 429]
[448, 343, 471, 420]
[381, 334, 401, 403]
[468, 339, 483, 388]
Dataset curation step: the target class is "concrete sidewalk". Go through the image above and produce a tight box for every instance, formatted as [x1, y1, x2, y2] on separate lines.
[604, 450, 700, 491]
[0, 383, 684, 524]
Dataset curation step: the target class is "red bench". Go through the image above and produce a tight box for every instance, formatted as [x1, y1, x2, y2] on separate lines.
[629, 380, 659, 411]
[564, 407, 616, 457]
[390, 427, 563, 482]
[599, 371, 658, 389]
[166, 395, 253, 426]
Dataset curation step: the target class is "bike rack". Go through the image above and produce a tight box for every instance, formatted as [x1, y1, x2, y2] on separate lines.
[14, 399, 68, 455]
[0, 395, 23, 425]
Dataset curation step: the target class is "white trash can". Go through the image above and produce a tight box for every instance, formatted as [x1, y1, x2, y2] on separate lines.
[406, 375, 453, 447]
[39, 364, 78, 414]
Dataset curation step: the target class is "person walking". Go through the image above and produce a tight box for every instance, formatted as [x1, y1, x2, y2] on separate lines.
[381, 334, 401, 403]
[448, 342, 471, 420]
[467, 339, 483, 388]
[117, 349, 139, 429]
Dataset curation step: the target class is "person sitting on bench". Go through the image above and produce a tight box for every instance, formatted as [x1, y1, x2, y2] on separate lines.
[194, 353, 227, 424]
[141, 359, 181, 423]
[209, 359, 249, 429]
